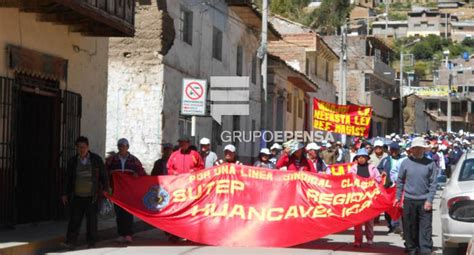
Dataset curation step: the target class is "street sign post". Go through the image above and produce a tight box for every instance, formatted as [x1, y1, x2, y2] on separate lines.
[181, 79, 207, 116]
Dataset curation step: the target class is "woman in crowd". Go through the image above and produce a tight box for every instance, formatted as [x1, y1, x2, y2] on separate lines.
[349, 148, 383, 247]
[276, 141, 314, 171]
[254, 148, 276, 169]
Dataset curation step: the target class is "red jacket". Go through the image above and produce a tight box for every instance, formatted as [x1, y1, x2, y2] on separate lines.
[275, 154, 316, 172]
[167, 149, 204, 175]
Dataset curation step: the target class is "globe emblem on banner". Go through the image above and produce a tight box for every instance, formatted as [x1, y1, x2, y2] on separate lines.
[143, 185, 170, 212]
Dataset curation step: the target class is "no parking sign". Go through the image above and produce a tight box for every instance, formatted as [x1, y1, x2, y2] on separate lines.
[181, 79, 207, 115]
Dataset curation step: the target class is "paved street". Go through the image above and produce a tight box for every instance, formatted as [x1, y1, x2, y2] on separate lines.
[47, 194, 443, 255]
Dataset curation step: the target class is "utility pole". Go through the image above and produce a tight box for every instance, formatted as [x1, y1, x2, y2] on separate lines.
[445, 12, 448, 40]
[385, 0, 389, 38]
[339, 21, 347, 144]
[399, 47, 404, 134]
[260, 0, 268, 137]
[445, 51, 452, 132]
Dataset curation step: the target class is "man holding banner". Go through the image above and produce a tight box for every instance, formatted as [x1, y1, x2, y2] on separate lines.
[306, 142, 328, 174]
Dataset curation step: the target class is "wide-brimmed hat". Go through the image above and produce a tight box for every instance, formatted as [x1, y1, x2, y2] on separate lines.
[289, 142, 305, 155]
[411, 137, 429, 148]
[354, 148, 370, 160]
[259, 148, 271, 155]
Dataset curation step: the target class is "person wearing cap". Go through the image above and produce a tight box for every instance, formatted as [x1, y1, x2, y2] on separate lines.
[167, 136, 205, 175]
[349, 148, 382, 247]
[215, 144, 242, 165]
[105, 138, 146, 243]
[336, 141, 351, 163]
[151, 143, 174, 176]
[199, 137, 218, 168]
[377, 142, 404, 234]
[320, 141, 339, 165]
[253, 148, 275, 169]
[276, 141, 314, 171]
[395, 137, 438, 255]
[369, 140, 387, 169]
[306, 143, 328, 173]
[448, 142, 463, 168]
[269, 143, 283, 165]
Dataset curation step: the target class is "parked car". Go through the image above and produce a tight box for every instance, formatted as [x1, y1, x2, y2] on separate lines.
[440, 150, 474, 255]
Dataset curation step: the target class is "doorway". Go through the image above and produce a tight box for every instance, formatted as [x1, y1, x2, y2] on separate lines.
[16, 89, 60, 224]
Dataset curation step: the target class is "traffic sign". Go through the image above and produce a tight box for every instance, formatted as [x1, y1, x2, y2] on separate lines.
[181, 79, 207, 115]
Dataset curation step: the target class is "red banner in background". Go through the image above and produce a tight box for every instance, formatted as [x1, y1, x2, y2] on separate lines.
[329, 162, 355, 176]
[107, 164, 398, 247]
[313, 98, 372, 137]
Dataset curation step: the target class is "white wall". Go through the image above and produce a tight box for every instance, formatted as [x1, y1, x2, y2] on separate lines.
[107, 0, 263, 168]
[107, 1, 165, 171]
[0, 8, 109, 155]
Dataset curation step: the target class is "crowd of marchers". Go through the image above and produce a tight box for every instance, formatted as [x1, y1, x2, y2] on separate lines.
[60, 130, 473, 254]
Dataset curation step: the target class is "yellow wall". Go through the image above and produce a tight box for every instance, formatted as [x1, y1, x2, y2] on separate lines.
[0, 8, 109, 155]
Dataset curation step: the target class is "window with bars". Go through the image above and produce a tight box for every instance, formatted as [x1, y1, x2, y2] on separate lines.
[180, 7, 193, 45]
[212, 27, 223, 61]
[236, 46, 243, 76]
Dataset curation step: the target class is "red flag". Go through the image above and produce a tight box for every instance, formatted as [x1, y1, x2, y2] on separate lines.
[107, 164, 399, 247]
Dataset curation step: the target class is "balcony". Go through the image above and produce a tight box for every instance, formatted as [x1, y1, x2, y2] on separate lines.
[0, 0, 135, 37]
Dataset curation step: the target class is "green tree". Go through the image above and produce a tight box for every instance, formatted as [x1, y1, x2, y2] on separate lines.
[309, 0, 352, 35]
[412, 41, 433, 59]
[413, 61, 429, 79]
[268, 0, 311, 22]
[448, 43, 468, 58]
[462, 37, 474, 47]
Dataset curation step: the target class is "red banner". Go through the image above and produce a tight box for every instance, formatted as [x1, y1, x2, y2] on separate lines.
[328, 162, 355, 176]
[313, 98, 372, 137]
[107, 164, 399, 247]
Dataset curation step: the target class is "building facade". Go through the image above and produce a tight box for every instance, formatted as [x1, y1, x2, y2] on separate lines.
[107, 0, 280, 167]
[407, 8, 457, 38]
[0, 0, 134, 226]
[372, 21, 408, 38]
[451, 21, 474, 42]
[324, 35, 398, 137]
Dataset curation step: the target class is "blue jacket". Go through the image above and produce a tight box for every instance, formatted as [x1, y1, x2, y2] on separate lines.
[378, 155, 405, 188]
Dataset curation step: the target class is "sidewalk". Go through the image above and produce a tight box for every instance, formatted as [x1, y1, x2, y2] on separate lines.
[0, 217, 151, 255]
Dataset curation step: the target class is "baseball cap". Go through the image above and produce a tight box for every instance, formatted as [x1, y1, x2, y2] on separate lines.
[117, 138, 129, 146]
[224, 144, 236, 152]
[200, 137, 211, 145]
[259, 148, 271, 155]
[373, 140, 384, 147]
[270, 143, 282, 150]
[389, 142, 400, 150]
[306, 142, 321, 151]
